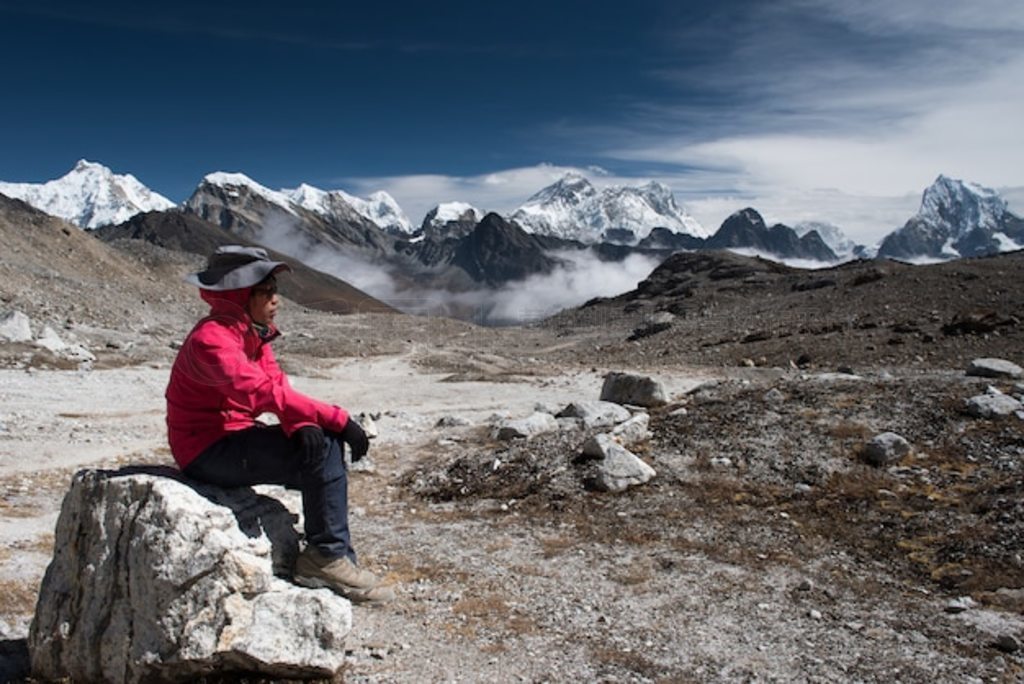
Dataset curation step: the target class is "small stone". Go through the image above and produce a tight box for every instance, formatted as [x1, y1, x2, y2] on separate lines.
[763, 388, 785, 403]
[992, 635, 1020, 653]
[863, 432, 911, 467]
[945, 596, 977, 613]
[797, 579, 814, 592]
[808, 609, 823, 620]
[794, 483, 812, 494]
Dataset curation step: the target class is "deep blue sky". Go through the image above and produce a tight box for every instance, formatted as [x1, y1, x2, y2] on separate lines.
[2, 0, 1022, 241]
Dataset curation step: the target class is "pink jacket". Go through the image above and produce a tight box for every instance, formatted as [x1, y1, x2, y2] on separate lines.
[166, 287, 348, 469]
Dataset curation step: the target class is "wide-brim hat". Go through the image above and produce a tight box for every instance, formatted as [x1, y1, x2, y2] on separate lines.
[185, 245, 292, 291]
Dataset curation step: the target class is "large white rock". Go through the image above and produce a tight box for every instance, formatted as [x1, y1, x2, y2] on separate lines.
[29, 468, 351, 683]
[494, 412, 559, 440]
[0, 310, 32, 343]
[581, 433, 656, 493]
[600, 372, 668, 407]
[557, 401, 631, 428]
[967, 358, 1023, 380]
[964, 392, 1022, 418]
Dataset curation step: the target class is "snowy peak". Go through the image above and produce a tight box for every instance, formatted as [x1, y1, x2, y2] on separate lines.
[423, 202, 484, 228]
[0, 159, 175, 229]
[877, 175, 1024, 260]
[918, 175, 1008, 237]
[524, 172, 598, 207]
[794, 221, 858, 257]
[202, 172, 298, 215]
[511, 173, 706, 243]
[284, 184, 412, 234]
[420, 202, 485, 240]
[196, 175, 413, 233]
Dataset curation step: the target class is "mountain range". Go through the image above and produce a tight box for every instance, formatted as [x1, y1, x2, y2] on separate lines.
[2, 160, 1022, 324]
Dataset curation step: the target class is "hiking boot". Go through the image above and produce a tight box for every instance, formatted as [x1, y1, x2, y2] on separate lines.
[294, 547, 396, 604]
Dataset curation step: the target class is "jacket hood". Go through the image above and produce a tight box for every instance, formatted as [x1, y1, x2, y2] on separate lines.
[200, 286, 252, 320]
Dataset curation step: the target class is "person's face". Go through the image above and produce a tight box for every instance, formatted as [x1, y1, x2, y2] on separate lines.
[248, 278, 280, 325]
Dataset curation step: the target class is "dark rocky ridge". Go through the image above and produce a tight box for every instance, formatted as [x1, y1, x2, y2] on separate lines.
[544, 249, 1024, 371]
[95, 211, 395, 315]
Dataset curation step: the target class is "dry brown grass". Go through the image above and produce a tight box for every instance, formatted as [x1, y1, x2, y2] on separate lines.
[829, 420, 874, 440]
[0, 579, 39, 614]
[538, 534, 578, 558]
[451, 593, 537, 636]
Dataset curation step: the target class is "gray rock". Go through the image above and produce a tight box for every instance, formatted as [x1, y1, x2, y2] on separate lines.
[435, 415, 471, 428]
[494, 412, 559, 440]
[610, 413, 651, 447]
[967, 358, 1024, 379]
[863, 432, 911, 467]
[557, 401, 631, 429]
[29, 468, 350, 684]
[993, 635, 1020, 653]
[944, 596, 977, 613]
[650, 312, 675, 326]
[0, 310, 32, 343]
[581, 434, 656, 493]
[763, 388, 785, 404]
[34, 325, 66, 354]
[964, 393, 1023, 418]
[599, 372, 668, 407]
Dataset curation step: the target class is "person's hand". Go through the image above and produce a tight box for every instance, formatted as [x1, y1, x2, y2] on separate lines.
[340, 419, 369, 461]
[292, 425, 325, 464]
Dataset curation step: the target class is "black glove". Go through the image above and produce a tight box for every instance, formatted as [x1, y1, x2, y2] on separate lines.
[292, 425, 325, 466]
[340, 419, 369, 462]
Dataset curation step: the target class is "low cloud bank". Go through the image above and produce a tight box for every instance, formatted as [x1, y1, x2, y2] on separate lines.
[303, 246, 663, 326]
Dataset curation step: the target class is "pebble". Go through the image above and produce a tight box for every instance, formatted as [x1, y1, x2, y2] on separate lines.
[945, 596, 977, 613]
[808, 609, 823, 620]
[796, 579, 814, 592]
[992, 635, 1020, 653]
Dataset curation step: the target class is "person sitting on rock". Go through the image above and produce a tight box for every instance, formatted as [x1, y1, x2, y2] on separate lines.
[165, 245, 394, 604]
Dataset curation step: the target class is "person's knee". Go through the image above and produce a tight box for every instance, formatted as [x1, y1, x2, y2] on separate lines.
[301, 434, 345, 483]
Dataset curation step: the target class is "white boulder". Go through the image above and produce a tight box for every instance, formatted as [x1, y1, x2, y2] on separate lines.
[29, 468, 351, 683]
[964, 392, 1023, 418]
[966, 358, 1023, 380]
[0, 310, 32, 343]
[581, 433, 656, 493]
[494, 412, 559, 440]
[557, 401, 631, 428]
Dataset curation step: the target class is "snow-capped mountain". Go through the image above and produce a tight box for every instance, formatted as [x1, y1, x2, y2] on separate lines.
[420, 202, 485, 239]
[285, 184, 412, 235]
[0, 159, 175, 229]
[510, 173, 706, 243]
[192, 173, 413, 235]
[877, 175, 1024, 260]
[793, 221, 858, 258]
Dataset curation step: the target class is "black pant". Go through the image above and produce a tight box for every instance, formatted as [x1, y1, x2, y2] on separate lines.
[185, 424, 355, 562]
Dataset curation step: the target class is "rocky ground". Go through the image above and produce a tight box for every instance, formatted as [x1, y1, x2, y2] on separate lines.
[1, 249, 1024, 682]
